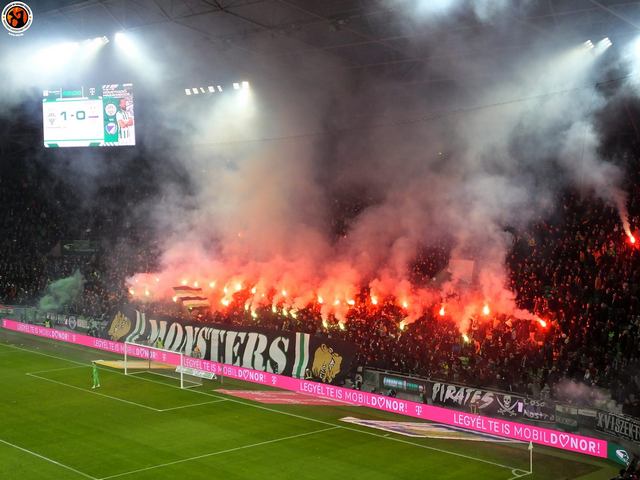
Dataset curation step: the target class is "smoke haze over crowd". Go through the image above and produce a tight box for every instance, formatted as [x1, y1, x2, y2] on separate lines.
[1, 1, 637, 330]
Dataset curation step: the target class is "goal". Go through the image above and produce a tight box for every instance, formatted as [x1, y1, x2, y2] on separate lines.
[123, 341, 217, 389]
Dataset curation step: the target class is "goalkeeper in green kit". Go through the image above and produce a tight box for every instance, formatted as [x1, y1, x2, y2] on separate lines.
[91, 362, 101, 389]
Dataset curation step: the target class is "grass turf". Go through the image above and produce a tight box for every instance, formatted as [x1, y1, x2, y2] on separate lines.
[0, 328, 619, 480]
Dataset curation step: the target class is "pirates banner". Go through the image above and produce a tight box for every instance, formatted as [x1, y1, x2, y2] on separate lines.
[428, 381, 556, 422]
[373, 372, 556, 422]
[106, 306, 356, 385]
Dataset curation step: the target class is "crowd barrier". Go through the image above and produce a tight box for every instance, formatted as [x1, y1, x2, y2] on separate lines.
[2, 318, 612, 459]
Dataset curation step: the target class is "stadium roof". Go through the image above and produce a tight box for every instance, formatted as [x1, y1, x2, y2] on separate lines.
[26, 0, 640, 85]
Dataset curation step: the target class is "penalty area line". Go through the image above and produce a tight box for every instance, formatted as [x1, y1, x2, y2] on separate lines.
[27, 365, 87, 375]
[26, 373, 162, 412]
[97, 426, 339, 479]
[0, 437, 97, 479]
[158, 399, 228, 412]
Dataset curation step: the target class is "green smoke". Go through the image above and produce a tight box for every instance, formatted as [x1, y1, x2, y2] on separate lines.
[38, 271, 85, 312]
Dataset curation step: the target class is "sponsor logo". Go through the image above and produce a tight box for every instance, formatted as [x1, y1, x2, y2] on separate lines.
[616, 449, 630, 465]
[2, 2, 32, 36]
[311, 344, 342, 383]
[108, 312, 131, 341]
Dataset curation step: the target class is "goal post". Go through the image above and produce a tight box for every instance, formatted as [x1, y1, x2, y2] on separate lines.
[123, 341, 217, 389]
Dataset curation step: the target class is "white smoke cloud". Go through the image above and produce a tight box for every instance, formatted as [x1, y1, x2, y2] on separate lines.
[129, 1, 632, 330]
[0, 2, 631, 330]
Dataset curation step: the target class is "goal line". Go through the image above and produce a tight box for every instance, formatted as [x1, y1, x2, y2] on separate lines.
[123, 341, 219, 389]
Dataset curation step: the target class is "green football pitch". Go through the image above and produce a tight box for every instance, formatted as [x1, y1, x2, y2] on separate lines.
[0, 328, 619, 479]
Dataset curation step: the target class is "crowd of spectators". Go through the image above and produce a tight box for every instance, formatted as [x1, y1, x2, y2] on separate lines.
[2, 145, 640, 421]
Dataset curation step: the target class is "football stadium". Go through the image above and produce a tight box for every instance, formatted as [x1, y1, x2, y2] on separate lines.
[0, 1, 639, 479]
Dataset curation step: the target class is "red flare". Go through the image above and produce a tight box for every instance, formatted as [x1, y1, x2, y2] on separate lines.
[439, 305, 445, 317]
[629, 234, 636, 245]
[482, 304, 490, 316]
[537, 318, 547, 328]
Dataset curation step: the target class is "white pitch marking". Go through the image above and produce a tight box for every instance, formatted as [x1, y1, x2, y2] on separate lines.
[27, 365, 86, 375]
[0, 437, 97, 479]
[158, 399, 227, 412]
[507, 468, 532, 479]
[98, 426, 339, 479]
[26, 373, 161, 412]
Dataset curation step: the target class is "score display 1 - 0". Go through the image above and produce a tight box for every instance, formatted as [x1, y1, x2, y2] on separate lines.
[42, 84, 135, 148]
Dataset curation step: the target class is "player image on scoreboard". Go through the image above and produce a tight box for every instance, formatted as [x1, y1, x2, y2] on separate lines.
[42, 84, 135, 148]
[102, 84, 135, 146]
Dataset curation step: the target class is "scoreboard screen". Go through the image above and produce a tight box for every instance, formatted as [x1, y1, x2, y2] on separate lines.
[42, 84, 135, 148]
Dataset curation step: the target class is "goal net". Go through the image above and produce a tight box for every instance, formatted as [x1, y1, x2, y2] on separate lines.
[123, 342, 217, 389]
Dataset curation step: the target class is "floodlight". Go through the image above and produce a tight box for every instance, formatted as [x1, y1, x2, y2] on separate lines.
[584, 40, 594, 50]
[241, 81, 250, 90]
[217, 85, 223, 92]
[185, 89, 191, 95]
[114, 32, 127, 44]
[233, 82, 240, 90]
[200, 87, 206, 93]
[92, 35, 109, 45]
[192, 88, 199, 95]
[208, 86, 215, 92]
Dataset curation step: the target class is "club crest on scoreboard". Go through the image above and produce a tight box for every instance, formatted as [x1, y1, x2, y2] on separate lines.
[340, 417, 521, 443]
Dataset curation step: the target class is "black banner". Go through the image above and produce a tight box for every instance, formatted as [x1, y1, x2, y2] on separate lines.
[596, 411, 640, 442]
[62, 240, 99, 255]
[555, 405, 579, 432]
[381, 374, 428, 395]
[429, 381, 555, 422]
[106, 306, 356, 385]
[44, 311, 106, 334]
